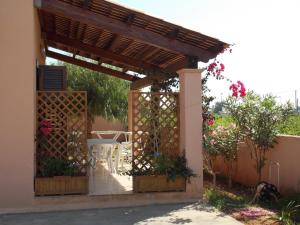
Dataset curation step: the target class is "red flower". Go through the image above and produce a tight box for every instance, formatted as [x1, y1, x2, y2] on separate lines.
[220, 63, 225, 71]
[40, 127, 51, 136]
[39, 119, 53, 136]
[230, 81, 246, 98]
[207, 119, 214, 126]
[207, 62, 217, 72]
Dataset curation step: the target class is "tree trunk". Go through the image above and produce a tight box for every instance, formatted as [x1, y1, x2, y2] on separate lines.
[258, 173, 262, 183]
[228, 162, 233, 189]
[87, 114, 93, 139]
[228, 175, 232, 189]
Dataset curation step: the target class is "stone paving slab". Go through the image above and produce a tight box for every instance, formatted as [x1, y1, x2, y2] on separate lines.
[0, 202, 243, 225]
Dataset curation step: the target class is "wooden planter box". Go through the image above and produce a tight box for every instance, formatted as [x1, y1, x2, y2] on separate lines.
[35, 176, 88, 196]
[133, 175, 186, 193]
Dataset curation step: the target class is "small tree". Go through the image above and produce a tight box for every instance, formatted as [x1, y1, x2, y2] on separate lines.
[205, 123, 240, 188]
[65, 63, 130, 135]
[213, 101, 225, 114]
[225, 91, 293, 182]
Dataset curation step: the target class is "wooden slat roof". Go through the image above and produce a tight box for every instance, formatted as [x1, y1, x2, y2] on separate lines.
[36, 0, 229, 86]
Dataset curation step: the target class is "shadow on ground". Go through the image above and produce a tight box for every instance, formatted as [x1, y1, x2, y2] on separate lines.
[0, 202, 241, 225]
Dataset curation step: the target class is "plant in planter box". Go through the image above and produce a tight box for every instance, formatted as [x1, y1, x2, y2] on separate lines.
[127, 152, 194, 193]
[35, 158, 87, 195]
[39, 158, 81, 177]
[153, 153, 195, 181]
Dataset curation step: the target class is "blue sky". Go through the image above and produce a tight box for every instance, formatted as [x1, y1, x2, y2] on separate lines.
[113, 0, 300, 103]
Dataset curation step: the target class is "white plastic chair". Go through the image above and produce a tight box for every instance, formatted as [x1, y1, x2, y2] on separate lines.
[119, 132, 132, 172]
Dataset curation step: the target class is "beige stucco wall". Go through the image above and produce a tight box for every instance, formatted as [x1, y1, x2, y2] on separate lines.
[213, 135, 300, 194]
[0, 1, 44, 209]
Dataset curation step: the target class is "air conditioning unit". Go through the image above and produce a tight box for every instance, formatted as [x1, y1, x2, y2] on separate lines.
[37, 65, 67, 91]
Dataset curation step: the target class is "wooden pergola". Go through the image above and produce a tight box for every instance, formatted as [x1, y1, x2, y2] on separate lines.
[35, 0, 228, 89]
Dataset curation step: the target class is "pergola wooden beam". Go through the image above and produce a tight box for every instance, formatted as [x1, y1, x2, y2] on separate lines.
[130, 77, 156, 90]
[46, 50, 139, 82]
[45, 33, 161, 71]
[35, 0, 216, 62]
[130, 75, 169, 90]
[83, 0, 92, 9]
[165, 58, 189, 71]
[104, 34, 121, 51]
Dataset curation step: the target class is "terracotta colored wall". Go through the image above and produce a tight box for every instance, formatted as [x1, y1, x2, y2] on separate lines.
[92, 116, 125, 132]
[213, 135, 300, 194]
[0, 2, 43, 209]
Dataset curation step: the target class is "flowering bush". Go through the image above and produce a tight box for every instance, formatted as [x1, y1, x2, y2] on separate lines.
[225, 91, 293, 182]
[202, 46, 246, 135]
[204, 123, 241, 187]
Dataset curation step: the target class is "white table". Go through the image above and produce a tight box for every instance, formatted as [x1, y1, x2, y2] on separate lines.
[91, 130, 132, 142]
[88, 131, 133, 173]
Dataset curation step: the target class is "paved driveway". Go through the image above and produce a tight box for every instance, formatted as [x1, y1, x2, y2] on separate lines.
[0, 202, 242, 225]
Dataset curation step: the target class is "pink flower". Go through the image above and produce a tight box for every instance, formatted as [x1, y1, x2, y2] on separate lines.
[40, 127, 51, 136]
[207, 62, 225, 78]
[238, 207, 273, 218]
[207, 119, 214, 126]
[39, 119, 53, 136]
[220, 63, 225, 71]
[207, 63, 217, 72]
[229, 81, 246, 98]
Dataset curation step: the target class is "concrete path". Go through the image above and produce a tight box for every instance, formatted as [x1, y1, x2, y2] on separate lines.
[0, 202, 242, 225]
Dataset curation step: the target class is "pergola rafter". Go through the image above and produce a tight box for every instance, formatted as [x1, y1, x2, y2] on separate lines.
[46, 50, 138, 82]
[45, 33, 160, 71]
[35, 0, 228, 89]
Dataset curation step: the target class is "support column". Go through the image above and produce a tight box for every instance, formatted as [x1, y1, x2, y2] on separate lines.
[178, 69, 203, 195]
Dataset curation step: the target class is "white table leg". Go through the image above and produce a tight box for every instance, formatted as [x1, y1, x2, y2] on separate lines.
[114, 144, 121, 174]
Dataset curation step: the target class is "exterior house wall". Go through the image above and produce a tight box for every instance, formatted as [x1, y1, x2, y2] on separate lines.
[213, 135, 300, 194]
[0, 1, 44, 209]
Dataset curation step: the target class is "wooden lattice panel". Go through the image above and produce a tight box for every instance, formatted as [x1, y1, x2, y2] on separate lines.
[132, 92, 180, 173]
[36, 91, 88, 176]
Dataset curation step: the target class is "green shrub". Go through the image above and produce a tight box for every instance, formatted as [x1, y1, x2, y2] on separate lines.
[204, 188, 247, 212]
[39, 158, 81, 177]
[279, 114, 300, 136]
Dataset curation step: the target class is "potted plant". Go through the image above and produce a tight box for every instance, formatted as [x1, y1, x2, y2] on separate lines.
[35, 124, 88, 196]
[35, 158, 88, 195]
[128, 152, 194, 193]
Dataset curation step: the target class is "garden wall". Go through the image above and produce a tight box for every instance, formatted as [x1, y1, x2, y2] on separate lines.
[91, 116, 126, 141]
[92, 116, 125, 132]
[213, 135, 300, 194]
